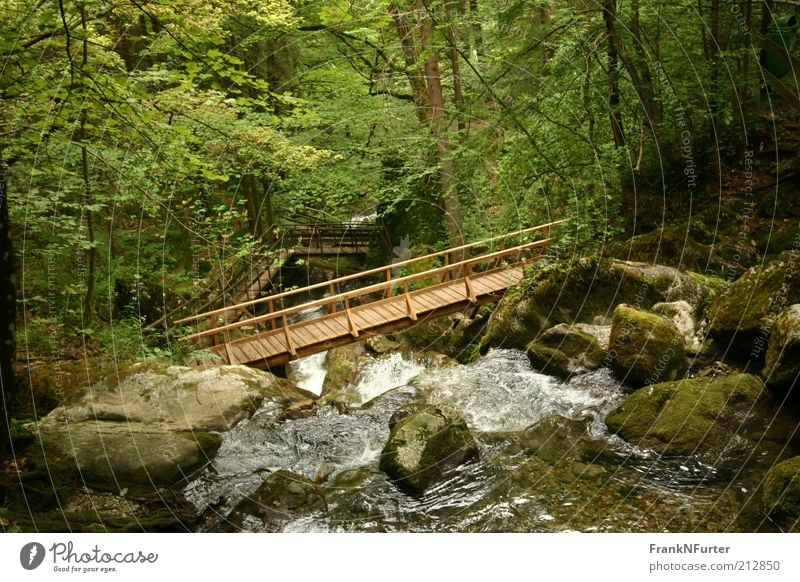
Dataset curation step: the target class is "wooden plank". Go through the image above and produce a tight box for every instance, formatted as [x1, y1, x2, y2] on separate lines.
[411, 292, 440, 311]
[291, 324, 317, 345]
[414, 291, 445, 310]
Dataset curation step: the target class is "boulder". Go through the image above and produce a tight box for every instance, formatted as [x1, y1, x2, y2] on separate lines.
[379, 403, 479, 494]
[707, 253, 800, 361]
[651, 300, 703, 354]
[763, 456, 800, 532]
[365, 335, 401, 355]
[481, 257, 713, 351]
[519, 415, 607, 465]
[607, 224, 734, 275]
[763, 304, 800, 395]
[35, 364, 309, 492]
[321, 344, 368, 396]
[226, 469, 326, 532]
[608, 304, 687, 387]
[525, 324, 606, 379]
[605, 373, 773, 458]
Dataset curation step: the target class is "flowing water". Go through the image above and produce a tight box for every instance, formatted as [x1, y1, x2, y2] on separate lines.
[185, 348, 786, 533]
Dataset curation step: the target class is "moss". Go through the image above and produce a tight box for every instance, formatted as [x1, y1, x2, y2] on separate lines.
[227, 469, 326, 531]
[707, 254, 800, 360]
[525, 325, 605, 379]
[321, 345, 368, 395]
[605, 373, 770, 458]
[380, 403, 478, 495]
[481, 257, 709, 352]
[763, 305, 800, 390]
[763, 456, 800, 531]
[608, 304, 686, 387]
[606, 225, 717, 271]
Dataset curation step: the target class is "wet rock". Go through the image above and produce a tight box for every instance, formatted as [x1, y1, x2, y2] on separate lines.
[605, 373, 773, 459]
[608, 304, 687, 387]
[763, 456, 800, 532]
[651, 300, 703, 354]
[379, 403, 479, 494]
[226, 470, 326, 531]
[35, 364, 308, 492]
[707, 253, 800, 361]
[520, 415, 599, 464]
[321, 344, 368, 396]
[482, 257, 713, 351]
[365, 336, 401, 355]
[525, 324, 606, 379]
[763, 304, 800, 396]
[606, 224, 736, 275]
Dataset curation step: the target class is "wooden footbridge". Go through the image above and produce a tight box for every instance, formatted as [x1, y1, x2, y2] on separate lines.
[175, 220, 564, 371]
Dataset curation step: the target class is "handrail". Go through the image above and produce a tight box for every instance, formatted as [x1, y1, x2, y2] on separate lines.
[185, 237, 550, 341]
[175, 219, 565, 325]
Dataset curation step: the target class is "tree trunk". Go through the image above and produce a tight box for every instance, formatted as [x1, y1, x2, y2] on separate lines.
[710, 0, 721, 121]
[242, 174, 262, 238]
[631, 0, 660, 127]
[601, 0, 626, 147]
[446, 27, 466, 131]
[390, 4, 430, 124]
[416, 0, 466, 255]
[0, 150, 15, 459]
[80, 3, 96, 325]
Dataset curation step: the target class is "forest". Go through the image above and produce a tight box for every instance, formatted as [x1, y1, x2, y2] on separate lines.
[1, 0, 800, 534]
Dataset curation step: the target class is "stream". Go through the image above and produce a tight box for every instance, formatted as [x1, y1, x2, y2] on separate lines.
[185, 348, 780, 532]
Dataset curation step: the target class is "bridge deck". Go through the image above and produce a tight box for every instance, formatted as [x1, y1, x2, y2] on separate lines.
[209, 266, 523, 369]
[176, 220, 567, 372]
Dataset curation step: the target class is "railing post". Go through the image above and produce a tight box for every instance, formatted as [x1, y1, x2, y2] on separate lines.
[344, 297, 359, 338]
[268, 299, 275, 330]
[442, 254, 450, 282]
[464, 274, 477, 303]
[282, 313, 297, 357]
[383, 267, 392, 299]
[403, 281, 417, 321]
[328, 281, 337, 313]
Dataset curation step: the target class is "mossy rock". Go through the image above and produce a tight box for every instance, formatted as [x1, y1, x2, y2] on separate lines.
[763, 456, 800, 532]
[763, 304, 800, 395]
[321, 344, 368, 396]
[707, 253, 800, 361]
[605, 373, 772, 458]
[525, 324, 606, 379]
[226, 469, 326, 531]
[608, 304, 687, 387]
[482, 257, 711, 352]
[33, 364, 308, 495]
[607, 224, 733, 275]
[379, 403, 479, 495]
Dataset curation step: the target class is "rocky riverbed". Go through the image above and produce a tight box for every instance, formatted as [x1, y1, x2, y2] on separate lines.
[5, 255, 800, 533]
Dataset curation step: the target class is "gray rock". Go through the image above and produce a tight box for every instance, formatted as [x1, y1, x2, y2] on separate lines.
[379, 403, 478, 494]
[605, 373, 773, 459]
[707, 253, 800, 360]
[763, 456, 800, 532]
[482, 257, 714, 351]
[608, 304, 687, 387]
[226, 469, 326, 532]
[525, 324, 606, 379]
[652, 300, 703, 354]
[36, 364, 309, 491]
[763, 304, 800, 394]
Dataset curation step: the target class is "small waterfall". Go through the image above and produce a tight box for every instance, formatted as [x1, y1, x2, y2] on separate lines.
[289, 351, 328, 396]
[352, 352, 426, 403]
[417, 349, 626, 433]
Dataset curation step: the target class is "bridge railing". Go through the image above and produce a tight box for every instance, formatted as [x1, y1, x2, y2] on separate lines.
[175, 219, 566, 349]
